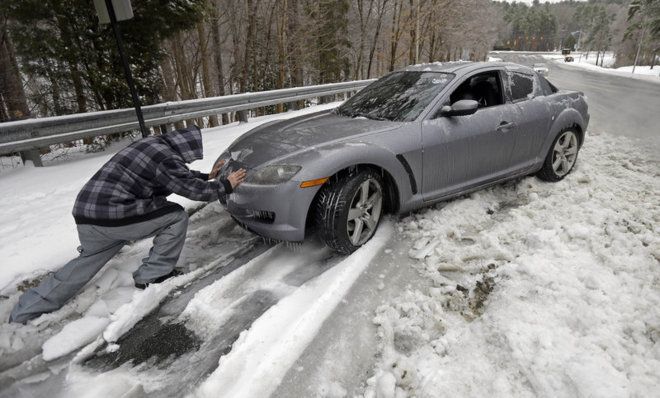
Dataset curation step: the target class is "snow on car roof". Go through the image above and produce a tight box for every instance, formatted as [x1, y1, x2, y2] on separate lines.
[402, 61, 533, 75]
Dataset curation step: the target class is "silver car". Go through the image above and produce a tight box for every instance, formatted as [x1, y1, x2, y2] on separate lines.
[216, 62, 589, 253]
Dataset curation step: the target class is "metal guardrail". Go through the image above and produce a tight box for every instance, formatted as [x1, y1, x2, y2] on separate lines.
[0, 79, 375, 166]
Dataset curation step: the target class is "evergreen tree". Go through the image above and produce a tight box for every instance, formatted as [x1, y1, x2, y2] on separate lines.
[1, 0, 204, 116]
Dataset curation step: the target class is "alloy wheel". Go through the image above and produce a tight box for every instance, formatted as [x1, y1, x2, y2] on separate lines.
[552, 131, 578, 176]
[346, 178, 383, 246]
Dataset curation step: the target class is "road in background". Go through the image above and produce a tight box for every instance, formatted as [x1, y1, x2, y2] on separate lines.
[495, 53, 659, 141]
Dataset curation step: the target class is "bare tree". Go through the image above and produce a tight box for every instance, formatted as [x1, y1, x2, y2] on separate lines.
[0, 16, 30, 121]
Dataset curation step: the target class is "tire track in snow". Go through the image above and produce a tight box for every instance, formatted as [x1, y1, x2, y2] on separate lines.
[48, 240, 343, 397]
[193, 222, 394, 398]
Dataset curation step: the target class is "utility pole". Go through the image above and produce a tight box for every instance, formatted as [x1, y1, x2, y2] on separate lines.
[632, 14, 646, 74]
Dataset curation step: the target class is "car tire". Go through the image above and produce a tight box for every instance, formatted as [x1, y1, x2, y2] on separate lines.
[537, 129, 580, 182]
[315, 169, 384, 254]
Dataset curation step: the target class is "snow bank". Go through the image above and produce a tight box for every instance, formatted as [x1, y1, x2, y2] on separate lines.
[193, 222, 394, 398]
[42, 316, 109, 361]
[364, 132, 660, 397]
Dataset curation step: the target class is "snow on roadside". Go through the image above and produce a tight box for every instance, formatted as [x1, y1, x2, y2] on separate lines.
[542, 53, 660, 82]
[364, 132, 659, 397]
[192, 222, 394, 398]
[42, 316, 109, 361]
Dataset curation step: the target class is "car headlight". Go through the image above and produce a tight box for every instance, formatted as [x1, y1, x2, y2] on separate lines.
[246, 165, 302, 185]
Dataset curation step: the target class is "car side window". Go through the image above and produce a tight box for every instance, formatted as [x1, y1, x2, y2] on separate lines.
[448, 71, 505, 109]
[508, 71, 535, 102]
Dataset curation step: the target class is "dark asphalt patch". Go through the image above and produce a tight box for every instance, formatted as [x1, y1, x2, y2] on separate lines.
[86, 319, 202, 369]
[83, 243, 270, 371]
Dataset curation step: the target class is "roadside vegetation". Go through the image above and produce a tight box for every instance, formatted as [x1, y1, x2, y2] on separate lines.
[0, 0, 657, 142]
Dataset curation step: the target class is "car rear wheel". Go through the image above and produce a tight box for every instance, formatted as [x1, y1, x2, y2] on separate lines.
[315, 170, 384, 254]
[537, 129, 580, 182]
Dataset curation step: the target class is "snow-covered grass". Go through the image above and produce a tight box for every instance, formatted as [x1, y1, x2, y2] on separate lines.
[575, 51, 616, 68]
[364, 132, 660, 397]
[543, 52, 660, 82]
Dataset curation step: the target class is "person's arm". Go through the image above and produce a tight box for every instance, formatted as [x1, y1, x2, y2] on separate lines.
[189, 169, 210, 180]
[155, 158, 231, 201]
[188, 159, 225, 181]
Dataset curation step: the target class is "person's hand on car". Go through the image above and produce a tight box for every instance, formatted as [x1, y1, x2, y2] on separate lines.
[227, 169, 247, 188]
[209, 160, 225, 180]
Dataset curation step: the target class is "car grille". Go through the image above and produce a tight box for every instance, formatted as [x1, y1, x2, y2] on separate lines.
[247, 209, 276, 224]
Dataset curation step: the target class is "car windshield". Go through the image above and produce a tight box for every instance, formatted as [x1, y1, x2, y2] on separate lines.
[534, 63, 547, 67]
[336, 71, 454, 122]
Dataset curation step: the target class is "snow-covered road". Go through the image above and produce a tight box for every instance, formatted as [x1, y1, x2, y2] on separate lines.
[1, 68, 659, 398]
[497, 52, 660, 141]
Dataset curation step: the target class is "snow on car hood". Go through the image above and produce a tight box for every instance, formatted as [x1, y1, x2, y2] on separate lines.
[226, 110, 399, 167]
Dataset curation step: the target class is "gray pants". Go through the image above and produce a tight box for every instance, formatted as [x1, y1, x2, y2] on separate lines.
[10, 210, 189, 324]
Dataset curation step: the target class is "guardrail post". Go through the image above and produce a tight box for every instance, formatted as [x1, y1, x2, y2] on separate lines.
[237, 110, 248, 123]
[19, 149, 43, 167]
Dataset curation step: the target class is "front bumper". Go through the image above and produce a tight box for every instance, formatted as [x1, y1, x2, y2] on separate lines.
[223, 180, 322, 242]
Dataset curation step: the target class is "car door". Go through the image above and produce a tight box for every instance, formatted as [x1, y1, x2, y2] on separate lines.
[504, 70, 553, 170]
[421, 70, 519, 202]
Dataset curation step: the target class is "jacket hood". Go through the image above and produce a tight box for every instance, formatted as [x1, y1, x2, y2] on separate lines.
[162, 126, 204, 163]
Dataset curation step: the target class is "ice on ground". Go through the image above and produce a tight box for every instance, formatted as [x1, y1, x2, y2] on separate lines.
[193, 222, 394, 398]
[364, 132, 660, 397]
[181, 242, 329, 339]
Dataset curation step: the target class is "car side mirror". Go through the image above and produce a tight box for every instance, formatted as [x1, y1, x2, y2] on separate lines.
[439, 100, 479, 117]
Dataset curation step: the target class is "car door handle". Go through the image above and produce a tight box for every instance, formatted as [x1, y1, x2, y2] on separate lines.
[497, 121, 515, 131]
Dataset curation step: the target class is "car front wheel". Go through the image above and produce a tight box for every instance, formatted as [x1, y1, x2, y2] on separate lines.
[315, 170, 384, 254]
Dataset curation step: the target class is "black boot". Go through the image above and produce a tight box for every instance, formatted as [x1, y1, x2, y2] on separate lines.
[134, 269, 184, 290]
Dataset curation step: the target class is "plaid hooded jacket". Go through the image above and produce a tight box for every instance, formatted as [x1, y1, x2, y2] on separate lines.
[73, 126, 232, 227]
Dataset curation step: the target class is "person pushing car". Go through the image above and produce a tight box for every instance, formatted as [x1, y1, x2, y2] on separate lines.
[9, 126, 246, 324]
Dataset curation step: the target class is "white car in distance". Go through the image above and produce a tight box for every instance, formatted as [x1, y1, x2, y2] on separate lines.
[533, 63, 549, 76]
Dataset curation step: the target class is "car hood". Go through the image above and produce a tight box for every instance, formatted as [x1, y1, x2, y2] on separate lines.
[225, 110, 399, 167]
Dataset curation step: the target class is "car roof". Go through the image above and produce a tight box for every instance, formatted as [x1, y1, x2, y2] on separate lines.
[401, 61, 535, 76]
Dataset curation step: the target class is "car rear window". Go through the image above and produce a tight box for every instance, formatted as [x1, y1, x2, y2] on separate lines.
[508, 72, 535, 101]
[537, 75, 558, 95]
